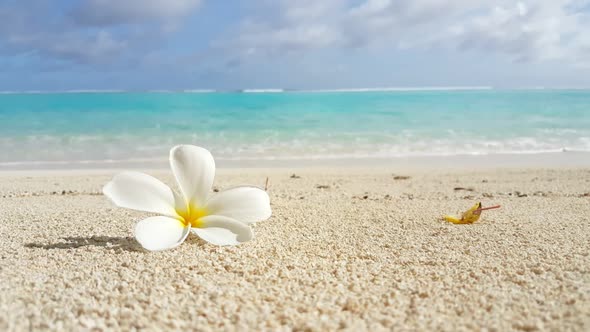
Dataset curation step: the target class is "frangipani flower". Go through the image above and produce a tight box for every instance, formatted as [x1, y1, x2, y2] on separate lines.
[103, 145, 271, 251]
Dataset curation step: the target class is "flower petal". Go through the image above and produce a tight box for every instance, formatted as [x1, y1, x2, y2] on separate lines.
[135, 216, 190, 251]
[192, 215, 253, 246]
[103, 171, 178, 217]
[169, 145, 215, 208]
[205, 186, 271, 224]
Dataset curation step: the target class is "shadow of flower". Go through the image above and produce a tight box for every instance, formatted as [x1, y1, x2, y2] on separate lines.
[25, 236, 144, 252]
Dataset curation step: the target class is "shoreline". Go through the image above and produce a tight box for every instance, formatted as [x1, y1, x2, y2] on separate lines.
[1, 151, 589, 172]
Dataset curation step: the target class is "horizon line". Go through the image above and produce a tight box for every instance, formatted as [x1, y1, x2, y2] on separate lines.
[3, 86, 590, 94]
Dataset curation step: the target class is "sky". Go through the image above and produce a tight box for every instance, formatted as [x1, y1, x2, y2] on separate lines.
[1, 0, 590, 91]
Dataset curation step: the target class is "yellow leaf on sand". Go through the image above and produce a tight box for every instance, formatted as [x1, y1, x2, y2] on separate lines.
[444, 202, 483, 224]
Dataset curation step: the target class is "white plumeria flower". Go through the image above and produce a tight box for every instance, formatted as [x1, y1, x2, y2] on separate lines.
[103, 145, 271, 251]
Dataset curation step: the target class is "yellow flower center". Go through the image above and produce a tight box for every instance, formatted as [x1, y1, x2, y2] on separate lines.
[177, 204, 208, 228]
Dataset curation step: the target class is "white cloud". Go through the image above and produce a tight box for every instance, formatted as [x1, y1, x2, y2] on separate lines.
[227, 0, 346, 54]
[0, 0, 203, 65]
[72, 0, 202, 26]
[453, 1, 590, 66]
[228, 0, 590, 66]
[46, 30, 127, 64]
[0, 2, 119, 64]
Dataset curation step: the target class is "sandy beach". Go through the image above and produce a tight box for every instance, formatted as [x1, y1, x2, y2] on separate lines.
[1, 167, 589, 331]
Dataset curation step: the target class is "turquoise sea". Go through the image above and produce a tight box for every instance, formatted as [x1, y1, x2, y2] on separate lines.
[0, 90, 589, 167]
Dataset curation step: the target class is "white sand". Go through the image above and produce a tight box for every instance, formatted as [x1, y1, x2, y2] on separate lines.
[0, 168, 589, 331]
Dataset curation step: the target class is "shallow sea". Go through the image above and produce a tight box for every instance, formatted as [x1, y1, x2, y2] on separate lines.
[1, 90, 589, 167]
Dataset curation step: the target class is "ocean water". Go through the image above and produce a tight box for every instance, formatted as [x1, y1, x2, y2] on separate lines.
[0, 90, 589, 167]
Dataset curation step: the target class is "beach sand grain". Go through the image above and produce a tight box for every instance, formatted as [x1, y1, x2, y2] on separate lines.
[0, 168, 589, 331]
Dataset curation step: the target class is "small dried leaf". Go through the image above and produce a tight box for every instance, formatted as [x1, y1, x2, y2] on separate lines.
[444, 202, 482, 224]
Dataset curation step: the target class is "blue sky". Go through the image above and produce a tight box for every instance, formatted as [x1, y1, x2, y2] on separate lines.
[1, 0, 590, 91]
